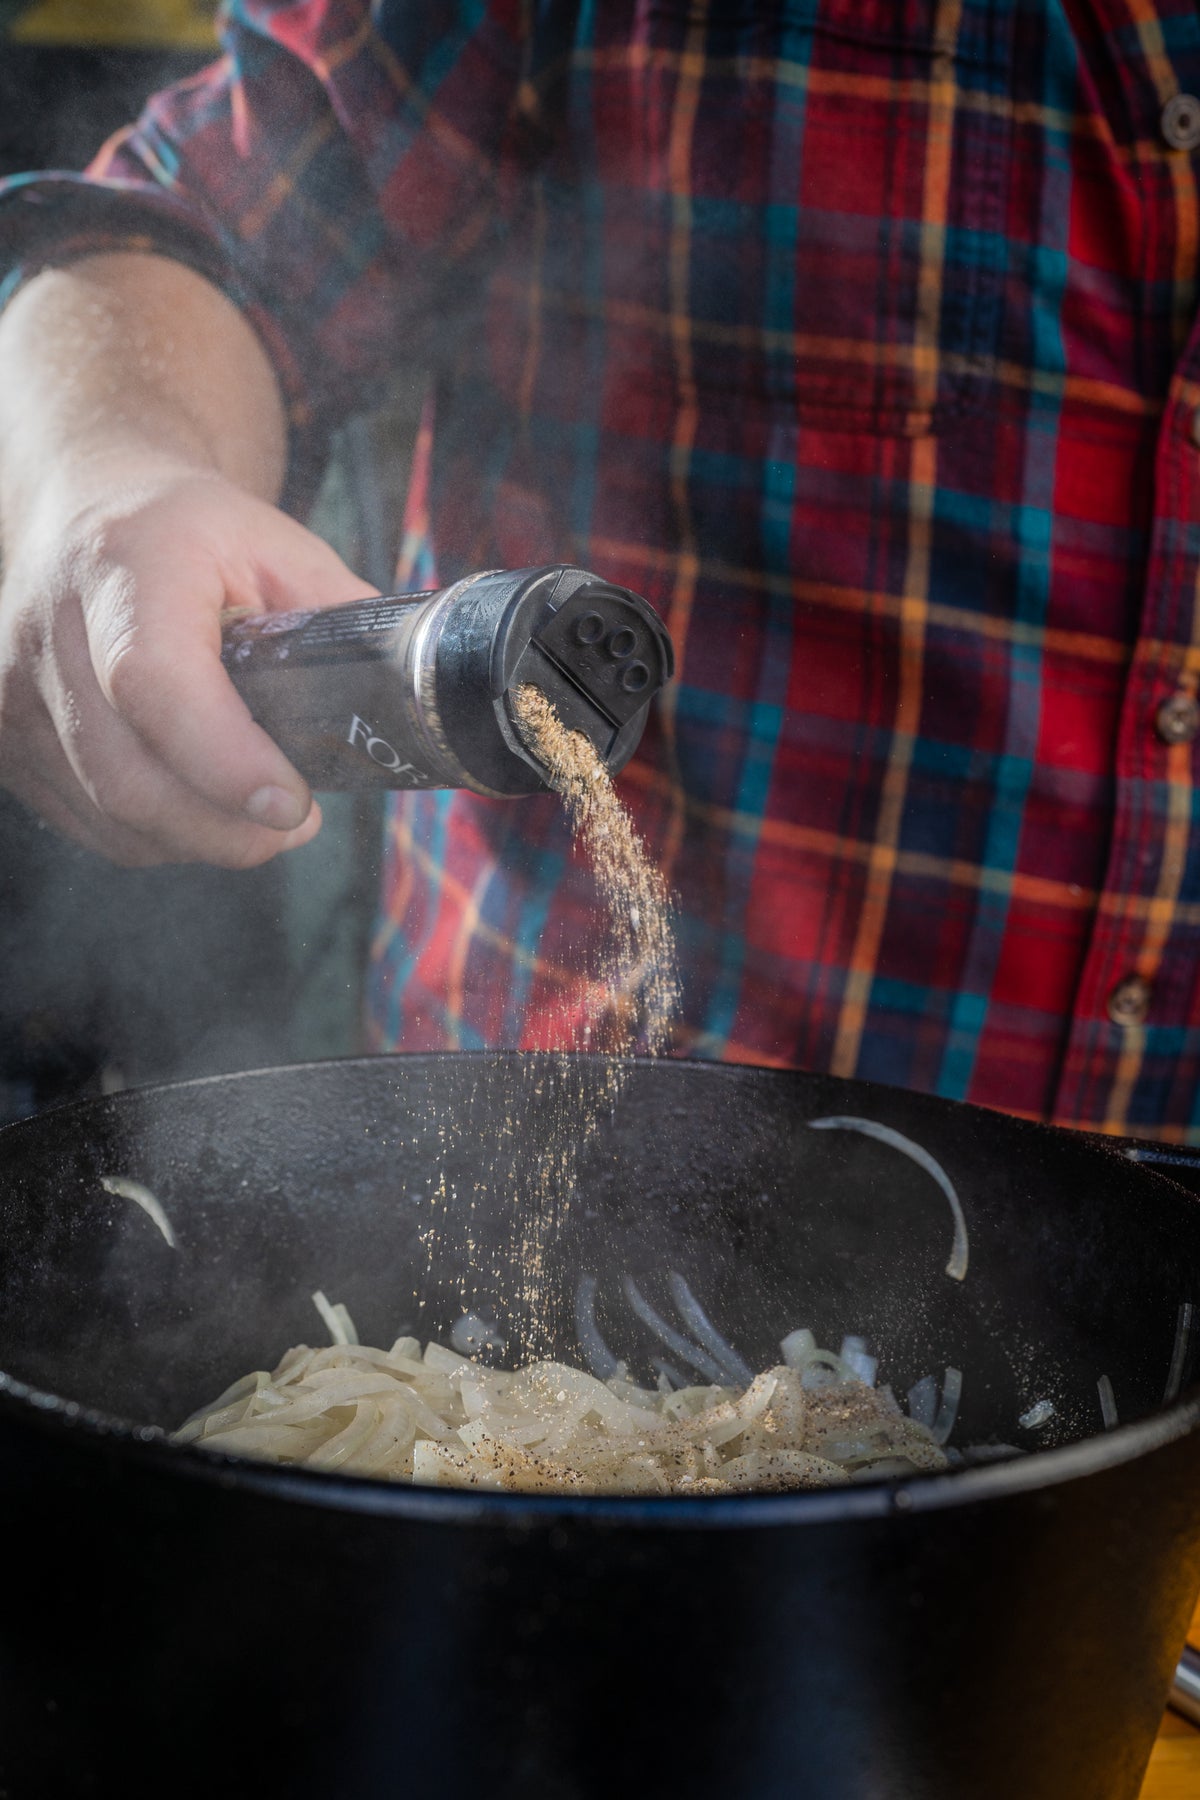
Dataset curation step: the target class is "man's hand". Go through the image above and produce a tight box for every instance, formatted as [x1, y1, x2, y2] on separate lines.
[0, 251, 375, 867]
[0, 459, 374, 866]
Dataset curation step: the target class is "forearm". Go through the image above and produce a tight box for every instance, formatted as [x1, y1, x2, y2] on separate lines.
[0, 251, 288, 545]
[0, 249, 373, 869]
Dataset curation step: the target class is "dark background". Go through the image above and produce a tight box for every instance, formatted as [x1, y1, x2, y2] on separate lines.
[0, 39, 205, 170]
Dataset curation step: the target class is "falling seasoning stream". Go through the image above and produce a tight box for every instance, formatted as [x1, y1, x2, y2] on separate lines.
[462, 683, 681, 1353]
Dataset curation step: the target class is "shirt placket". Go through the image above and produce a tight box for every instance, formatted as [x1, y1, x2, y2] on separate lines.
[1053, 9, 1200, 1133]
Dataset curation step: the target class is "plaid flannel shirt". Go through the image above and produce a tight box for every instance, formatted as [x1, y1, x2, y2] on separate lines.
[6, 0, 1200, 1137]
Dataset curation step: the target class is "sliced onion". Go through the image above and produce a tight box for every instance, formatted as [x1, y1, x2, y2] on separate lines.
[839, 1335, 878, 1387]
[575, 1274, 619, 1379]
[1097, 1374, 1119, 1431]
[311, 1290, 356, 1346]
[178, 1326, 954, 1494]
[807, 1116, 969, 1281]
[1163, 1301, 1196, 1406]
[307, 1398, 383, 1471]
[932, 1367, 962, 1445]
[780, 1328, 816, 1370]
[620, 1276, 728, 1385]
[800, 1350, 853, 1391]
[666, 1273, 754, 1385]
[227, 1374, 407, 1430]
[101, 1176, 176, 1249]
[177, 1368, 264, 1432]
[201, 1419, 334, 1460]
[344, 1399, 418, 1476]
[907, 1373, 938, 1429]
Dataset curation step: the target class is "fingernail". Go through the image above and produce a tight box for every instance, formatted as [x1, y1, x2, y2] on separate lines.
[245, 785, 308, 831]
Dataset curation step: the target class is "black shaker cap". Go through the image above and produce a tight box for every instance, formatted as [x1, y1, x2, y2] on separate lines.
[436, 565, 675, 794]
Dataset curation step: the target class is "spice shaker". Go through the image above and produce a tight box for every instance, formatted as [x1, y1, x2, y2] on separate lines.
[221, 564, 674, 796]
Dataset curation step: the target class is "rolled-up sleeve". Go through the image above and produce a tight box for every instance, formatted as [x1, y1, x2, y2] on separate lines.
[0, 0, 526, 505]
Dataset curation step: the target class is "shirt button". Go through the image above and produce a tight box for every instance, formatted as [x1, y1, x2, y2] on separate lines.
[1107, 976, 1153, 1027]
[1162, 92, 1200, 150]
[1156, 692, 1200, 744]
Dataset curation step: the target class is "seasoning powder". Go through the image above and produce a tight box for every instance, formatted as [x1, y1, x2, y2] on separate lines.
[510, 683, 679, 1059]
[476, 684, 682, 1349]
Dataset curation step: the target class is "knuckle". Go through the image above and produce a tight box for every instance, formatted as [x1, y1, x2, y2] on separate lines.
[98, 634, 156, 716]
[79, 511, 150, 578]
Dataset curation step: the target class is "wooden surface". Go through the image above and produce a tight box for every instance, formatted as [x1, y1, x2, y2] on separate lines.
[1138, 1597, 1200, 1799]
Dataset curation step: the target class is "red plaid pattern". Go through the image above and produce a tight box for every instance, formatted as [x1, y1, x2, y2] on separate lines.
[6, 1, 1200, 1137]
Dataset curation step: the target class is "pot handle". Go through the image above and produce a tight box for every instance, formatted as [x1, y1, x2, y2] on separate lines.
[1171, 1645, 1200, 1727]
[1088, 1129, 1200, 1726]
[1080, 1132, 1200, 1201]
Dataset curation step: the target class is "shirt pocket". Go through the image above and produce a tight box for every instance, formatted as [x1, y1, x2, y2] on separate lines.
[629, 0, 1014, 433]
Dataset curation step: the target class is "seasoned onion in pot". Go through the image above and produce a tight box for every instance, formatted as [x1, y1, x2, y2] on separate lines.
[174, 1295, 948, 1495]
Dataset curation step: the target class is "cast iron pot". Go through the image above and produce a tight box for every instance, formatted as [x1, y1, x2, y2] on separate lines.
[0, 1052, 1197, 1800]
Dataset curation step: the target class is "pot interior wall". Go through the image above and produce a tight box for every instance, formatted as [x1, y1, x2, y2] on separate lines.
[0, 1054, 1196, 1458]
